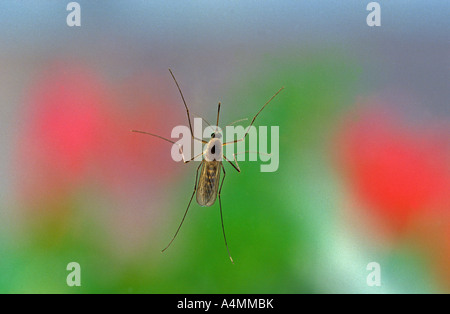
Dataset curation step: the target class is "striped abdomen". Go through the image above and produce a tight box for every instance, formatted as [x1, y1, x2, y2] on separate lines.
[196, 161, 222, 207]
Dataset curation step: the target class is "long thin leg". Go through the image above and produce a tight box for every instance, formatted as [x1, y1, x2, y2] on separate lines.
[216, 102, 221, 133]
[223, 154, 241, 173]
[191, 112, 212, 127]
[131, 130, 204, 163]
[233, 151, 272, 157]
[161, 161, 203, 253]
[218, 165, 234, 264]
[169, 68, 207, 144]
[225, 117, 248, 127]
[222, 150, 271, 173]
[227, 151, 272, 172]
[223, 87, 284, 146]
[184, 151, 204, 164]
[131, 130, 177, 145]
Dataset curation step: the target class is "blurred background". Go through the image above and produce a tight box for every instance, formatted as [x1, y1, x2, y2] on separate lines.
[0, 1, 448, 293]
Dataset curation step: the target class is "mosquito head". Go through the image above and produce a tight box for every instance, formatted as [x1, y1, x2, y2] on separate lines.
[210, 132, 222, 139]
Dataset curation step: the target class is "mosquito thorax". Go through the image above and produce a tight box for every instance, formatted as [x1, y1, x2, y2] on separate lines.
[204, 137, 223, 161]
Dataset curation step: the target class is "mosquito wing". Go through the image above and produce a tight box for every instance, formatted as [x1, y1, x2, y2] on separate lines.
[196, 161, 222, 207]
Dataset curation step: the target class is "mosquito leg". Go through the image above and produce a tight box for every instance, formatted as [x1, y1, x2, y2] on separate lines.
[222, 137, 244, 146]
[218, 165, 234, 264]
[191, 112, 212, 127]
[225, 117, 249, 127]
[216, 102, 221, 133]
[232, 151, 272, 157]
[161, 161, 203, 253]
[131, 130, 203, 164]
[168, 69, 207, 144]
[222, 86, 284, 146]
[222, 150, 272, 172]
[223, 154, 241, 173]
[131, 130, 177, 144]
[183, 150, 204, 164]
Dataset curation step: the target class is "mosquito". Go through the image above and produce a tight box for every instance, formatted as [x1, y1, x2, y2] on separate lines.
[132, 69, 284, 263]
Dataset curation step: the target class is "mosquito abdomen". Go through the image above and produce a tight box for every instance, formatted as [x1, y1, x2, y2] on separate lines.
[196, 161, 221, 207]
